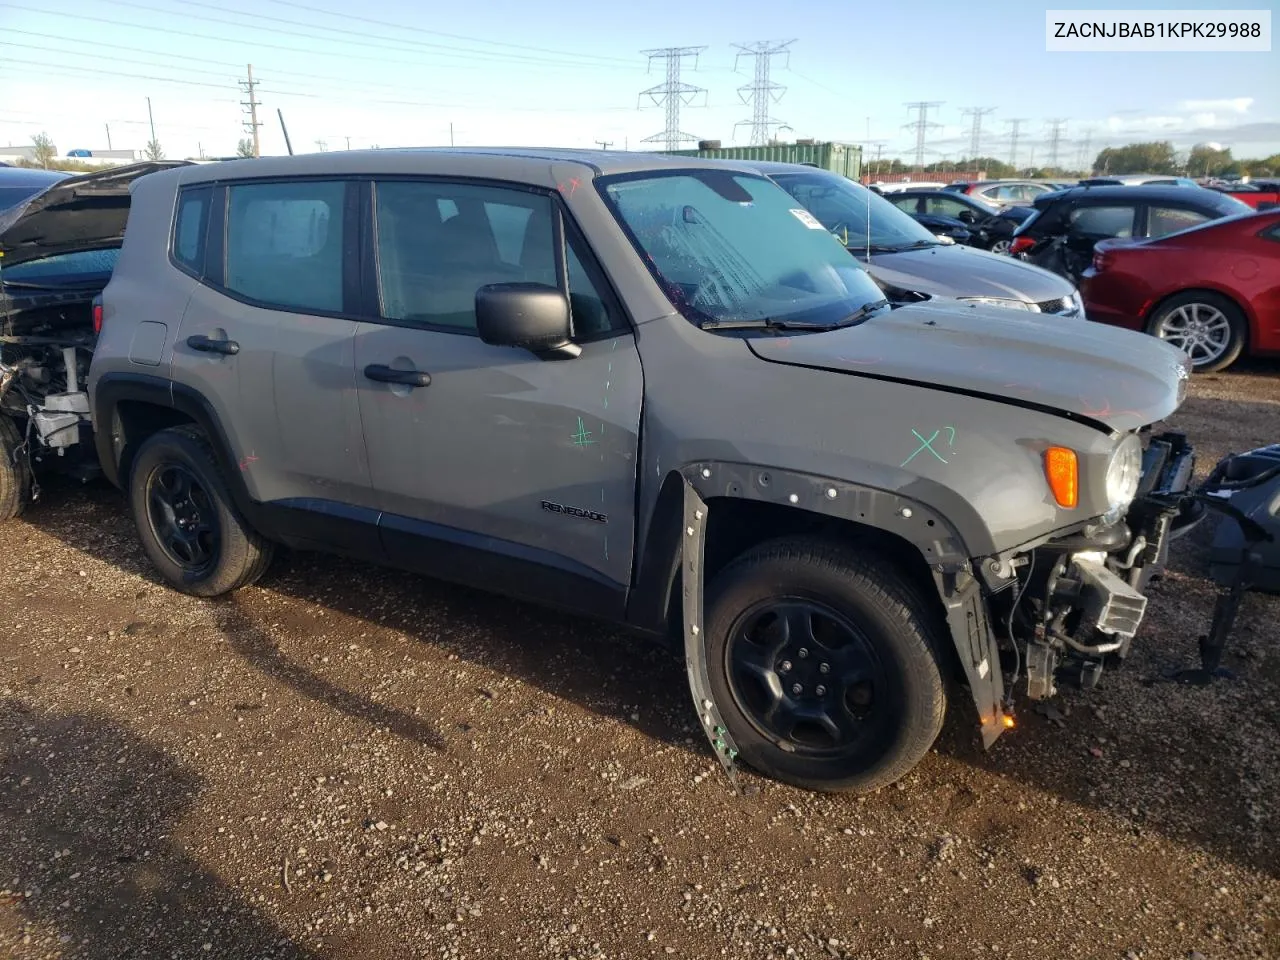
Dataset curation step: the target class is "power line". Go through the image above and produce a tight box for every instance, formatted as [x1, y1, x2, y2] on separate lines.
[638, 46, 708, 152]
[903, 101, 944, 170]
[0, 4, 639, 73]
[961, 106, 996, 160]
[112, 0, 638, 72]
[731, 39, 795, 146]
[1004, 118, 1027, 169]
[1045, 118, 1068, 170]
[255, 0, 638, 64]
[240, 64, 261, 158]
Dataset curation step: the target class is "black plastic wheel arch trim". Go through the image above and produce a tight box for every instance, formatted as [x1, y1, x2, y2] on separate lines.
[682, 478, 742, 788]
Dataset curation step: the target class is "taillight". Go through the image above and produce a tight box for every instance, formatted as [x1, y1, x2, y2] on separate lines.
[1009, 236, 1036, 256]
[92, 302, 103, 334]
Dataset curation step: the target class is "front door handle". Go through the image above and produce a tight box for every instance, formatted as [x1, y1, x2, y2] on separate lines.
[187, 334, 240, 355]
[363, 363, 431, 387]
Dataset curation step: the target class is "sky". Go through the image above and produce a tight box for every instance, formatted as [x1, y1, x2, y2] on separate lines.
[0, 0, 1276, 163]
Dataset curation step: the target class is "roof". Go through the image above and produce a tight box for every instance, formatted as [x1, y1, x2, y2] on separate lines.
[167, 147, 770, 188]
[733, 160, 847, 176]
[1033, 183, 1245, 207]
[0, 167, 72, 187]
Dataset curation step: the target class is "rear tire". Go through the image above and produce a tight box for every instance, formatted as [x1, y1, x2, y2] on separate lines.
[0, 415, 31, 522]
[704, 537, 947, 793]
[1146, 291, 1247, 373]
[128, 425, 273, 597]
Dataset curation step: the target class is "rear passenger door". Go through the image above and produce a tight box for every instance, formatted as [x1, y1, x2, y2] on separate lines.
[170, 178, 376, 551]
[351, 178, 643, 614]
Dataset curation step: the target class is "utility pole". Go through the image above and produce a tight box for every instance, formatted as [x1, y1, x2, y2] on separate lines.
[638, 46, 709, 151]
[731, 39, 796, 146]
[104, 123, 112, 150]
[961, 106, 997, 163]
[903, 101, 943, 171]
[314, 139, 327, 152]
[450, 123, 454, 146]
[1028, 145, 1036, 174]
[146, 96, 157, 146]
[239, 64, 262, 158]
[1044, 120, 1064, 172]
[345, 136, 351, 151]
[595, 140, 613, 150]
[1004, 118, 1026, 170]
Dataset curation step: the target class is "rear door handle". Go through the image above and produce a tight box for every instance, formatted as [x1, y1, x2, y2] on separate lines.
[187, 334, 240, 355]
[363, 363, 431, 387]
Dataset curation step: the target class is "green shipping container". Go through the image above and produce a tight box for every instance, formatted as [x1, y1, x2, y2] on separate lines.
[659, 141, 862, 180]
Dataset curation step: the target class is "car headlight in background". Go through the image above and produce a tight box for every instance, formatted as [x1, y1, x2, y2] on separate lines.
[1105, 432, 1144, 518]
[958, 296, 1041, 312]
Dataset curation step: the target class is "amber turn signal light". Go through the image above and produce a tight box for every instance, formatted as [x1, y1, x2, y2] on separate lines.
[1043, 447, 1079, 508]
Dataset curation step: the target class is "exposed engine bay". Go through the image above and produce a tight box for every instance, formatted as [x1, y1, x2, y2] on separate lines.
[0, 333, 98, 492]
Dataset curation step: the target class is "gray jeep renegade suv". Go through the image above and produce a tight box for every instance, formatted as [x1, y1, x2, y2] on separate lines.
[7, 149, 1199, 794]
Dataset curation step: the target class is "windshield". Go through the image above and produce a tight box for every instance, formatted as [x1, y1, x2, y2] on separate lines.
[599, 169, 887, 328]
[769, 172, 941, 250]
[0, 248, 119, 286]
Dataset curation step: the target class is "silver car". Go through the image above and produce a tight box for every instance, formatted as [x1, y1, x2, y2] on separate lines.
[743, 161, 1082, 317]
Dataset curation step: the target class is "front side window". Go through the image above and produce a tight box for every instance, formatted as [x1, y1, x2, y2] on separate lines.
[1146, 205, 1210, 237]
[1068, 204, 1136, 238]
[373, 180, 558, 331]
[225, 180, 346, 313]
[925, 196, 972, 218]
[600, 170, 885, 328]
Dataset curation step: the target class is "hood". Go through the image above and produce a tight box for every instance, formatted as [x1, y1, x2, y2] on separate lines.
[0, 161, 190, 267]
[748, 299, 1191, 433]
[863, 242, 1073, 305]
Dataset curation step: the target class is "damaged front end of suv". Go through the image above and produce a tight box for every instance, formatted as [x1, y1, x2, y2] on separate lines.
[977, 425, 1198, 732]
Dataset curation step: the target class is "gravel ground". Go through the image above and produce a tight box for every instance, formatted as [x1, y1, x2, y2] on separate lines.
[1, 364, 1278, 960]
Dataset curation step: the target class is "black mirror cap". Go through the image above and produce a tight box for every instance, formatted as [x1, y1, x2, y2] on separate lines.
[476, 282, 577, 357]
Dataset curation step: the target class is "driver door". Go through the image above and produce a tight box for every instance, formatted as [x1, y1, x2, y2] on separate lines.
[350, 177, 644, 614]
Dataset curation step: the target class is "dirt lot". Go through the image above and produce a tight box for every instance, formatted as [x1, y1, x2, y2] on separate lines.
[2, 366, 1278, 960]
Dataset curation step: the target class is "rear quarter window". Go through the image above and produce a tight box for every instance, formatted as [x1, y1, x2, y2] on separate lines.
[172, 185, 212, 275]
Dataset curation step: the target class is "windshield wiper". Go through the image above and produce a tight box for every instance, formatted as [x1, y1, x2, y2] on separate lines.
[701, 298, 889, 332]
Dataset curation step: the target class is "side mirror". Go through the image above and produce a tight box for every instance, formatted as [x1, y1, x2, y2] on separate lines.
[476, 282, 579, 360]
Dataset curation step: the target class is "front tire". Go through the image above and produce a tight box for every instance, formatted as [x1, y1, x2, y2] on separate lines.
[1146, 291, 1247, 373]
[704, 537, 947, 793]
[128, 425, 273, 597]
[988, 238, 1012, 255]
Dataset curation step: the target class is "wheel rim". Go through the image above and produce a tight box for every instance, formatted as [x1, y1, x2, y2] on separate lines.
[144, 462, 220, 574]
[989, 239, 1012, 254]
[725, 598, 889, 759]
[1155, 302, 1232, 365]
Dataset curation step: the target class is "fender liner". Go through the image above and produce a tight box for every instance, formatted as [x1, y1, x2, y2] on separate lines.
[675, 460, 1011, 769]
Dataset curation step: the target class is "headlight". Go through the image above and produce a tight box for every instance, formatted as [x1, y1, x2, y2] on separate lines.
[1105, 433, 1143, 515]
[958, 296, 1041, 312]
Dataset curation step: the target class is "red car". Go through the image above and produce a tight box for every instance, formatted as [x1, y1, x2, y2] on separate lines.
[1211, 180, 1280, 210]
[1079, 209, 1280, 373]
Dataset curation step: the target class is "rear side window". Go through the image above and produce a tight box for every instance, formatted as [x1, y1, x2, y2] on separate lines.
[172, 185, 212, 274]
[1147, 206, 1210, 237]
[1068, 205, 1135, 238]
[225, 180, 346, 313]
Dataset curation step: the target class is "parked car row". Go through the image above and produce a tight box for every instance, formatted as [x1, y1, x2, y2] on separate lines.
[0, 148, 1200, 798]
